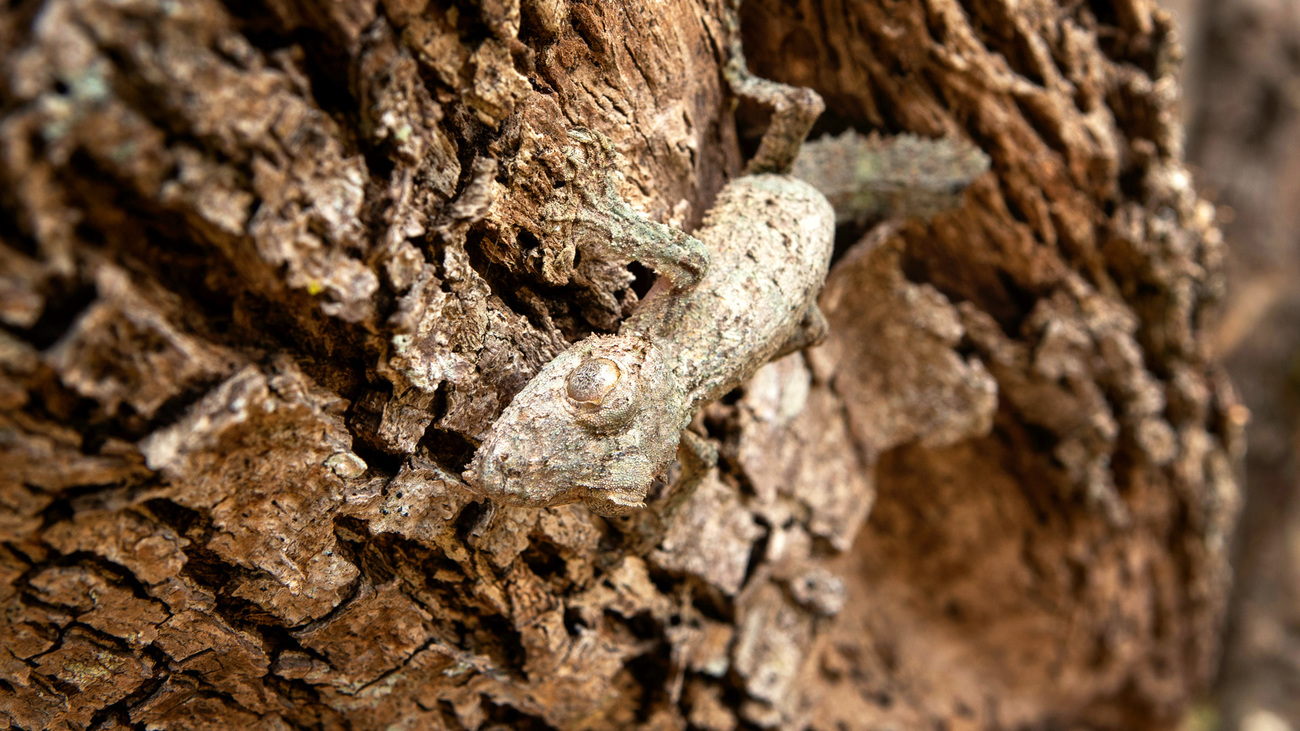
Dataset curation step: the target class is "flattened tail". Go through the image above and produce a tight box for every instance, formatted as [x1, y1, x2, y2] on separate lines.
[792, 131, 990, 224]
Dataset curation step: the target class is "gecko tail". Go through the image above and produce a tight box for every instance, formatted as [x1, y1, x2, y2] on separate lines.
[792, 131, 991, 224]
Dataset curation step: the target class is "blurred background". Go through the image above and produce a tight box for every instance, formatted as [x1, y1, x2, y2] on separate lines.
[1171, 0, 1300, 728]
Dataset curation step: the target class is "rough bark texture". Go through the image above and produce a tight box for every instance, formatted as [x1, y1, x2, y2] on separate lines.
[0, 0, 1240, 729]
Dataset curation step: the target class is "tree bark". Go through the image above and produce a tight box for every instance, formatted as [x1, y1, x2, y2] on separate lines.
[0, 0, 1240, 729]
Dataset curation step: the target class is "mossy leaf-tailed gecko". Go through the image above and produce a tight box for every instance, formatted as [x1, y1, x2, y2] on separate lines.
[463, 36, 989, 517]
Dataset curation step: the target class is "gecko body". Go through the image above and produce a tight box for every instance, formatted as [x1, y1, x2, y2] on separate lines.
[464, 172, 834, 516]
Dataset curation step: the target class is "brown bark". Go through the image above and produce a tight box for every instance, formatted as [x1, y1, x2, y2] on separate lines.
[0, 0, 1239, 729]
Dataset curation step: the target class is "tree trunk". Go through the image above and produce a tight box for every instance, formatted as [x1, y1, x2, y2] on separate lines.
[0, 0, 1240, 729]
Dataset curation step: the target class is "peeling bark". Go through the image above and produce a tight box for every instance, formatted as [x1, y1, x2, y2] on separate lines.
[0, 0, 1239, 729]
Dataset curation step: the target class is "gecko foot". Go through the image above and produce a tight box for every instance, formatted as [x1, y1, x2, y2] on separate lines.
[723, 3, 824, 174]
[774, 305, 830, 360]
[614, 429, 719, 555]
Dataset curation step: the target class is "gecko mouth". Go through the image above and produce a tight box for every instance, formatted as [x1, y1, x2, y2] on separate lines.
[463, 450, 541, 505]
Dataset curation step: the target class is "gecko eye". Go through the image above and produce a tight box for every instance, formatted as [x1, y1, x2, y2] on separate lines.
[566, 358, 622, 405]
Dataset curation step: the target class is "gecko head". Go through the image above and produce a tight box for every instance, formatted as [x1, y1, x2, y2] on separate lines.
[463, 335, 688, 516]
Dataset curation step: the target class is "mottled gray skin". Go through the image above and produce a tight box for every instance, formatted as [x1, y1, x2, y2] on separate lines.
[464, 171, 835, 515]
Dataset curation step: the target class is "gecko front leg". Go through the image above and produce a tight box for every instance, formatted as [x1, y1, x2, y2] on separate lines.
[542, 129, 709, 290]
[613, 428, 719, 555]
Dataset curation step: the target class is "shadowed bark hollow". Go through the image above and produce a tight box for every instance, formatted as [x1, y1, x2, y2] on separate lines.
[0, 0, 1241, 729]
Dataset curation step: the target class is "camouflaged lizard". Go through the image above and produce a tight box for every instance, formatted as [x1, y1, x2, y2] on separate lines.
[463, 34, 989, 517]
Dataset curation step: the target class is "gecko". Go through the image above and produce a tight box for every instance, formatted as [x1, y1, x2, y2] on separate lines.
[462, 33, 989, 517]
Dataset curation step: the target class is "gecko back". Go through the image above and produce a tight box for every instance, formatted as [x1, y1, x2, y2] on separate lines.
[620, 174, 835, 410]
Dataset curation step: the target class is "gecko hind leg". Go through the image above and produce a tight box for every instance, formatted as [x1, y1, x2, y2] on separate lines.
[723, 2, 824, 174]
[773, 305, 830, 360]
[543, 128, 710, 290]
